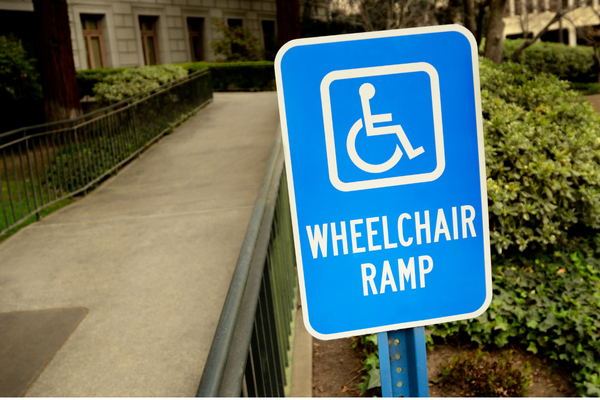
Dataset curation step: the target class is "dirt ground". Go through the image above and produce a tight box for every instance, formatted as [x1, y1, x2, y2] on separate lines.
[312, 338, 576, 397]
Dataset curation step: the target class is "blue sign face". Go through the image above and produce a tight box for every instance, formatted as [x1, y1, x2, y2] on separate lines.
[275, 26, 492, 340]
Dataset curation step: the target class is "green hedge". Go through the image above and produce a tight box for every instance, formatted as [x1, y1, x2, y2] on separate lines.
[503, 39, 597, 82]
[179, 61, 275, 91]
[76, 61, 275, 97]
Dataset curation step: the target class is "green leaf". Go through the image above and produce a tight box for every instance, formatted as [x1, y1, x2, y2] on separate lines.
[494, 317, 510, 331]
[526, 319, 539, 329]
[538, 313, 558, 332]
[554, 337, 567, 346]
[364, 334, 378, 346]
[527, 342, 538, 354]
[363, 352, 379, 371]
[367, 368, 381, 389]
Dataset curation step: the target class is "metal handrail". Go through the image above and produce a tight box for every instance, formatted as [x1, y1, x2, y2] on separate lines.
[0, 69, 213, 236]
[197, 132, 298, 397]
[197, 134, 282, 396]
[0, 69, 210, 139]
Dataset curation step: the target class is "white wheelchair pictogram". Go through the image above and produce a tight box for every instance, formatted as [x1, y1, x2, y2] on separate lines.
[347, 83, 424, 174]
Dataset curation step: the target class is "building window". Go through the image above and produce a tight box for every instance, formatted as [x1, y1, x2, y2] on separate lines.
[139, 16, 160, 65]
[540, 28, 569, 44]
[227, 18, 243, 28]
[261, 20, 276, 61]
[81, 14, 107, 69]
[187, 17, 204, 62]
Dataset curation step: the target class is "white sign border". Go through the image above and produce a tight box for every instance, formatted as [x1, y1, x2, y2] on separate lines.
[275, 24, 492, 340]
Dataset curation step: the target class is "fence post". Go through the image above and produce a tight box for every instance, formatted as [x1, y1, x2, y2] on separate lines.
[378, 327, 429, 397]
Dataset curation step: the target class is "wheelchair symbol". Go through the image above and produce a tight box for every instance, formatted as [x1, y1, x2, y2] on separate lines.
[320, 63, 445, 191]
[348, 83, 424, 174]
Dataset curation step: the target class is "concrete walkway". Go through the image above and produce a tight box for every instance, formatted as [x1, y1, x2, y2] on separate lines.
[0, 92, 297, 396]
[585, 93, 600, 112]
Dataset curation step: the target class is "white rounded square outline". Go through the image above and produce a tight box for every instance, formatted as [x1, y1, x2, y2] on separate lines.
[320, 62, 445, 192]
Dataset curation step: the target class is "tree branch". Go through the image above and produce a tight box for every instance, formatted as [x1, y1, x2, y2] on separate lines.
[510, 2, 582, 62]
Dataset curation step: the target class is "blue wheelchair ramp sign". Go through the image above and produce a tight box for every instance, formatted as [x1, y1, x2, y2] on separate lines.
[275, 25, 492, 340]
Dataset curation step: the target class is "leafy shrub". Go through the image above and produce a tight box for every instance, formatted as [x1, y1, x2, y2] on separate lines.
[355, 55, 600, 398]
[437, 349, 532, 397]
[0, 35, 44, 132]
[77, 68, 126, 98]
[480, 58, 600, 254]
[503, 39, 596, 82]
[0, 35, 41, 101]
[180, 61, 275, 91]
[210, 18, 263, 62]
[93, 65, 188, 104]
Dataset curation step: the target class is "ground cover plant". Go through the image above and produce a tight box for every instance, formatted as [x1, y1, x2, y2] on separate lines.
[358, 58, 600, 396]
[432, 249, 600, 396]
[435, 349, 532, 396]
[354, 334, 382, 396]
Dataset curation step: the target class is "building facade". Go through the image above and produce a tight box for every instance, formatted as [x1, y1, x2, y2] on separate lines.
[0, 0, 278, 70]
[503, 0, 600, 45]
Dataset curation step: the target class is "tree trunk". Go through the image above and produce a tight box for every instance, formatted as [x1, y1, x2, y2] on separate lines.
[558, 0, 564, 44]
[484, 0, 508, 63]
[476, 0, 492, 47]
[447, 0, 462, 24]
[302, 0, 313, 21]
[32, 0, 82, 123]
[464, 0, 477, 35]
[276, 0, 301, 48]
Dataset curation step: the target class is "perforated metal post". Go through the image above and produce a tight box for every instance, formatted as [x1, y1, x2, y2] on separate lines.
[378, 327, 429, 397]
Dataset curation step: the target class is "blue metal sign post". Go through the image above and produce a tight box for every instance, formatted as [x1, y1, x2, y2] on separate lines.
[275, 25, 491, 397]
[378, 328, 429, 397]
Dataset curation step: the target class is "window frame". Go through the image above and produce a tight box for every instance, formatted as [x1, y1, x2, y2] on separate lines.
[139, 16, 161, 65]
[81, 14, 107, 69]
[187, 17, 204, 62]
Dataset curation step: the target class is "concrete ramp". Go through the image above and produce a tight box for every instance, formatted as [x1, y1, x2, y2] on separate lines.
[0, 92, 280, 396]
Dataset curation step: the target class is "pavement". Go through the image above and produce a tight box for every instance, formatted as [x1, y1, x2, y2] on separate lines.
[0, 92, 312, 397]
[585, 93, 600, 112]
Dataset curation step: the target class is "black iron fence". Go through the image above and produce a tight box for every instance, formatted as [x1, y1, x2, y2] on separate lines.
[0, 69, 212, 236]
[197, 135, 299, 397]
